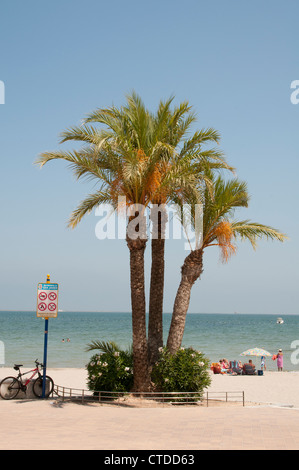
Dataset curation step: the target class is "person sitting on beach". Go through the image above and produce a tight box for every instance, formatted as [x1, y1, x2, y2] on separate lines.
[242, 359, 256, 375]
[229, 360, 243, 375]
[211, 362, 222, 374]
[223, 358, 230, 368]
[219, 359, 229, 373]
[248, 359, 255, 368]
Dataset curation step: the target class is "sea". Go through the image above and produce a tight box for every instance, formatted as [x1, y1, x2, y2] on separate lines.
[0, 311, 298, 372]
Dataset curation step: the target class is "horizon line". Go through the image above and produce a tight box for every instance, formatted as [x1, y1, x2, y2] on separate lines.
[0, 310, 297, 315]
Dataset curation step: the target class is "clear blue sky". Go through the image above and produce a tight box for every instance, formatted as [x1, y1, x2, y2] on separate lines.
[0, 0, 298, 314]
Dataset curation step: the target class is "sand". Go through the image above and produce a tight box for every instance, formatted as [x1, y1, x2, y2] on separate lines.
[33, 368, 299, 408]
[208, 371, 299, 408]
[1, 367, 299, 450]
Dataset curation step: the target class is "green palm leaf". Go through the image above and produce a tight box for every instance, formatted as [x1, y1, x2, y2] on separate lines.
[231, 220, 288, 248]
[85, 340, 120, 353]
[68, 190, 113, 228]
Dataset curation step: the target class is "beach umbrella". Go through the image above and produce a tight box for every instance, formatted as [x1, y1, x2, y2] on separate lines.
[240, 347, 272, 357]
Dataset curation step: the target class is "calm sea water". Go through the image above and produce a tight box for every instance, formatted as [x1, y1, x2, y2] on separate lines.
[0, 311, 298, 371]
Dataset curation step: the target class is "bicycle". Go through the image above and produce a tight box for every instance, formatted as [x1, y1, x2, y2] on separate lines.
[0, 359, 54, 400]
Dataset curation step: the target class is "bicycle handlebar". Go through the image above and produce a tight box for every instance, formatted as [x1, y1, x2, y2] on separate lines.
[35, 359, 44, 368]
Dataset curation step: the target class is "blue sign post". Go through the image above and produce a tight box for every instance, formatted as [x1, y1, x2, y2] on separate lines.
[36, 275, 59, 398]
[42, 318, 49, 398]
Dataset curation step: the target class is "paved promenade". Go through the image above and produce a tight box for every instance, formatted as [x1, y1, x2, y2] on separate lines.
[0, 399, 299, 450]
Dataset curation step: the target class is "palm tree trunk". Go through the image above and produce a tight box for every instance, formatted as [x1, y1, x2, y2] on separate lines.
[148, 237, 165, 364]
[148, 205, 167, 365]
[166, 249, 203, 354]
[126, 226, 151, 392]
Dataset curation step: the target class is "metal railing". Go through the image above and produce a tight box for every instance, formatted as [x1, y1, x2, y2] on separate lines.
[205, 390, 245, 407]
[53, 385, 245, 407]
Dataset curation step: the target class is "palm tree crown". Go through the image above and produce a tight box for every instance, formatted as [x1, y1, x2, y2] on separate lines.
[36, 92, 232, 228]
[201, 176, 286, 261]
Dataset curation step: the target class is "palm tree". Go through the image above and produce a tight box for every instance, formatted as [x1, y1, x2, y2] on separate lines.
[80, 93, 234, 367]
[35, 93, 223, 389]
[35, 92, 233, 389]
[142, 101, 234, 365]
[36, 94, 157, 390]
[166, 175, 287, 354]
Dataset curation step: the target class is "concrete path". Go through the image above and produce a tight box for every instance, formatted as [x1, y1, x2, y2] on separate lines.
[0, 399, 299, 450]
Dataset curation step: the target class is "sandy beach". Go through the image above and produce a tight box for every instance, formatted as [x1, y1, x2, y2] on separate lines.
[1, 367, 299, 450]
[24, 368, 299, 409]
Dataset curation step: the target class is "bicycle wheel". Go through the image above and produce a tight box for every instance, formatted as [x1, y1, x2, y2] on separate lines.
[32, 375, 54, 398]
[0, 376, 21, 400]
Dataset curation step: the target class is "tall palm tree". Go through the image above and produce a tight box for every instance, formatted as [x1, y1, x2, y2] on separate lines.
[83, 93, 234, 366]
[142, 101, 234, 365]
[35, 92, 233, 389]
[166, 175, 287, 354]
[36, 94, 157, 390]
[35, 93, 226, 389]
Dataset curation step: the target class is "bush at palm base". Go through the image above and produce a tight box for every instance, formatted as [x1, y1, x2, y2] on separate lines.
[86, 341, 134, 398]
[86, 341, 211, 402]
[151, 346, 211, 402]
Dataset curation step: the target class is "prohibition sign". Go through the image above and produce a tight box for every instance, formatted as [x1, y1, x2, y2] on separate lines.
[38, 302, 47, 311]
[48, 292, 57, 301]
[37, 281, 59, 318]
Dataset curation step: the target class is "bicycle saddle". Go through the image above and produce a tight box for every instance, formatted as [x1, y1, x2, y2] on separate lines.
[13, 364, 23, 370]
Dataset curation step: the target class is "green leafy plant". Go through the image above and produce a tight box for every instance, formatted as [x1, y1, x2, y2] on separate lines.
[151, 346, 211, 401]
[86, 341, 134, 397]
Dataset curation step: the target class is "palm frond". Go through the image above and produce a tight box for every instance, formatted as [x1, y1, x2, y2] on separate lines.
[59, 124, 106, 146]
[68, 190, 114, 228]
[36, 149, 113, 186]
[231, 220, 288, 248]
[180, 128, 221, 157]
[85, 340, 121, 353]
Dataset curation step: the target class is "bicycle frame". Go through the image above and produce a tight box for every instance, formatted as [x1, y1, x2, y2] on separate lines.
[17, 366, 41, 388]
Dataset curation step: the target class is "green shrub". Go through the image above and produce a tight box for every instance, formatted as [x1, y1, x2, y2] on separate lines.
[86, 341, 134, 396]
[151, 346, 211, 401]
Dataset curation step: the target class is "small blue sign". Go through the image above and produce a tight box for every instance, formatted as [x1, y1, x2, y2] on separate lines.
[38, 283, 58, 291]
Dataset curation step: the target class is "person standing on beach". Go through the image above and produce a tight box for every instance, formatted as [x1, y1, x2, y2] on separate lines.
[261, 356, 266, 371]
[277, 349, 283, 371]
